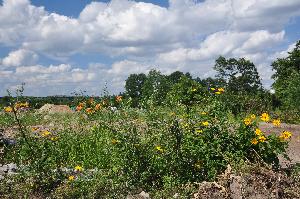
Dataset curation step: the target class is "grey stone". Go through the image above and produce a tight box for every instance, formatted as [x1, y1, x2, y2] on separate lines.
[230, 175, 243, 199]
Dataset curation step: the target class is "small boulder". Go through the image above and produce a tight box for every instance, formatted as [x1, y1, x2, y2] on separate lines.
[38, 104, 73, 114]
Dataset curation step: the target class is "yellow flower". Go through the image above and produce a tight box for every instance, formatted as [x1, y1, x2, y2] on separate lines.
[111, 139, 120, 144]
[182, 123, 189, 128]
[260, 113, 270, 122]
[31, 127, 39, 131]
[4, 106, 13, 113]
[74, 165, 83, 172]
[215, 91, 221, 95]
[191, 88, 197, 92]
[210, 88, 216, 91]
[41, 130, 51, 137]
[272, 119, 281, 127]
[255, 128, 262, 136]
[251, 138, 258, 145]
[201, 112, 207, 115]
[218, 88, 225, 92]
[155, 145, 164, 152]
[258, 135, 266, 142]
[250, 114, 256, 120]
[202, 121, 209, 126]
[68, 175, 75, 181]
[195, 129, 203, 134]
[279, 131, 292, 141]
[50, 137, 58, 141]
[244, 118, 252, 126]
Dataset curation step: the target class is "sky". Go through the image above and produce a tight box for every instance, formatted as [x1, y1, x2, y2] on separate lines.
[0, 0, 299, 96]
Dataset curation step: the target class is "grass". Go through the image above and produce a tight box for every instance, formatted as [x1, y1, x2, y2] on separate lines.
[0, 97, 298, 198]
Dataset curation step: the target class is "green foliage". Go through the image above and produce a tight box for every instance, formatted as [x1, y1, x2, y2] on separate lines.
[125, 73, 147, 107]
[214, 56, 262, 93]
[141, 69, 171, 106]
[166, 76, 204, 107]
[272, 41, 300, 110]
[1, 92, 292, 197]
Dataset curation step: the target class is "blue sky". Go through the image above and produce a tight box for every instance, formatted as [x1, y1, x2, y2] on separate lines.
[0, 0, 299, 96]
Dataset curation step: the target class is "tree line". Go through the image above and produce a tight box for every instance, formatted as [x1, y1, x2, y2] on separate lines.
[125, 40, 300, 114]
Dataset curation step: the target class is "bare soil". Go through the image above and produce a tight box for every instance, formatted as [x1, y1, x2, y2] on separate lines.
[259, 122, 300, 167]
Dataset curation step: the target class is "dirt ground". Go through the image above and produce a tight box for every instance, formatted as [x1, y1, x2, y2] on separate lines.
[259, 122, 300, 167]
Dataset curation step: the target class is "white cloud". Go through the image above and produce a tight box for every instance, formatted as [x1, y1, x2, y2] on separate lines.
[0, 0, 299, 58]
[0, 0, 299, 95]
[158, 30, 285, 64]
[1, 49, 38, 67]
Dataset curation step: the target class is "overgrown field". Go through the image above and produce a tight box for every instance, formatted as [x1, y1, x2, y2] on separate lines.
[1, 41, 300, 197]
[1, 86, 300, 198]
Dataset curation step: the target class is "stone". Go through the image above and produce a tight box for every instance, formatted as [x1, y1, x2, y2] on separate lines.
[38, 104, 73, 114]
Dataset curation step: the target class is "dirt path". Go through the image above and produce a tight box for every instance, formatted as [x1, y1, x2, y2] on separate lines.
[259, 122, 300, 167]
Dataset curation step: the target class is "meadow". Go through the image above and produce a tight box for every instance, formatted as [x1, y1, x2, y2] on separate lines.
[1, 42, 300, 198]
[0, 83, 299, 198]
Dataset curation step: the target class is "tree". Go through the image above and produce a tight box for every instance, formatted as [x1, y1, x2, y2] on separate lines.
[214, 56, 262, 93]
[196, 77, 226, 89]
[167, 71, 192, 84]
[125, 73, 147, 107]
[272, 40, 300, 108]
[141, 69, 171, 106]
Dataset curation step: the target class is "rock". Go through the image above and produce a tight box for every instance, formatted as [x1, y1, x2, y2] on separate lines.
[126, 191, 150, 199]
[7, 163, 17, 172]
[38, 104, 73, 114]
[230, 175, 243, 199]
[0, 165, 8, 174]
[194, 181, 227, 199]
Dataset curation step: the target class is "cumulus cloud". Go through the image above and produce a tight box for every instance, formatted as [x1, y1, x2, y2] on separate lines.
[0, 0, 299, 57]
[1, 49, 38, 67]
[0, 0, 299, 95]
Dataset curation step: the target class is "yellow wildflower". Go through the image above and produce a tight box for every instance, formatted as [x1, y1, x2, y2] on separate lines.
[272, 119, 281, 127]
[210, 88, 216, 91]
[255, 128, 262, 136]
[251, 138, 258, 145]
[155, 145, 164, 152]
[74, 165, 83, 172]
[182, 123, 189, 128]
[250, 114, 256, 120]
[50, 137, 58, 141]
[191, 88, 197, 92]
[68, 175, 75, 181]
[215, 91, 221, 95]
[218, 88, 225, 92]
[279, 131, 292, 141]
[195, 129, 203, 134]
[260, 113, 270, 122]
[31, 127, 39, 131]
[41, 130, 51, 137]
[202, 121, 209, 126]
[4, 106, 13, 113]
[201, 112, 207, 115]
[258, 135, 267, 142]
[244, 118, 252, 126]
